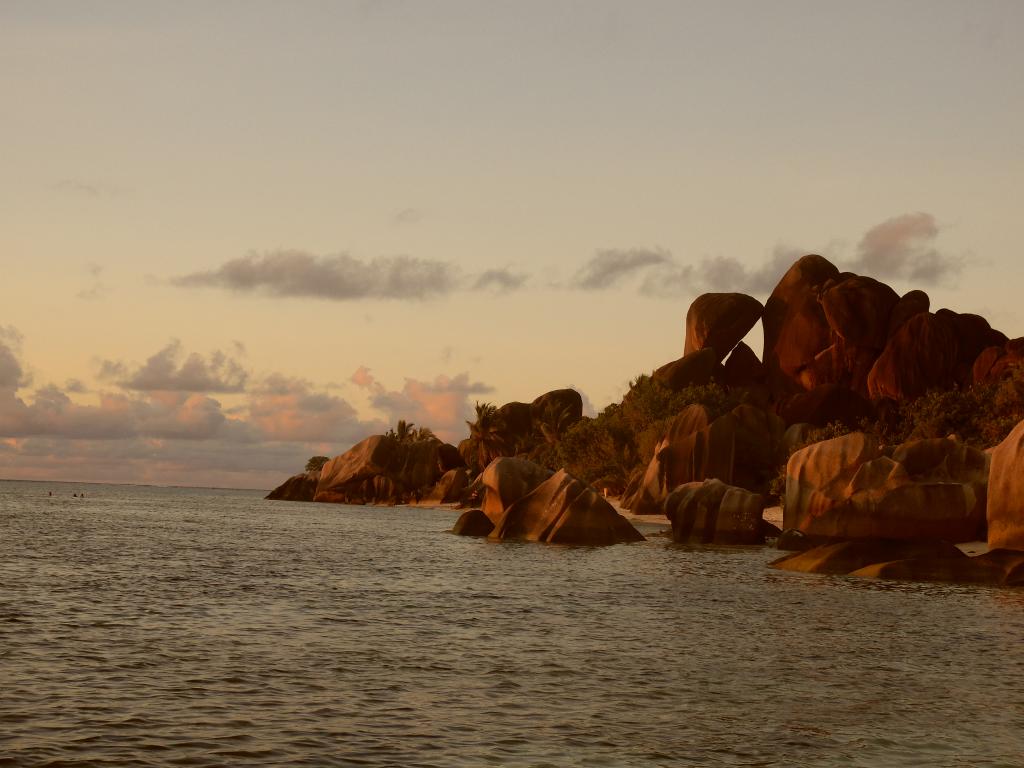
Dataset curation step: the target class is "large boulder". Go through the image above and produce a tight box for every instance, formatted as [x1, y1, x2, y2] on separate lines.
[452, 509, 495, 537]
[530, 388, 584, 425]
[936, 309, 1008, 386]
[867, 312, 959, 401]
[973, 337, 1024, 385]
[722, 342, 765, 388]
[652, 348, 719, 391]
[784, 432, 987, 543]
[480, 457, 554, 524]
[315, 435, 448, 505]
[987, 418, 1024, 550]
[490, 469, 644, 546]
[664, 479, 766, 545]
[265, 470, 320, 502]
[496, 401, 534, 449]
[886, 289, 929, 338]
[762, 254, 840, 397]
[419, 468, 471, 505]
[684, 293, 764, 361]
[624, 403, 784, 515]
[778, 384, 875, 430]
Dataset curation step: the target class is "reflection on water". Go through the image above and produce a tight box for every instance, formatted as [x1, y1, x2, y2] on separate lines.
[1, 479, 1023, 767]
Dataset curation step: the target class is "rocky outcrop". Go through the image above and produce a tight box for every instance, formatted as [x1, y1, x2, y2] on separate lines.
[973, 337, 1024, 385]
[761, 254, 840, 397]
[419, 468, 470, 505]
[625, 404, 784, 515]
[652, 348, 719, 391]
[490, 469, 644, 546]
[784, 433, 988, 543]
[663, 479, 766, 545]
[722, 342, 765, 388]
[315, 435, 456, 505]
[452, 509, 495, 537]
[987, 419, 1024, 551]
[866, 312, 959, 401]
[684, 293, 764, 361]
[480, 457, 554, 524]
[265, 470, 320, 502]
[778, 384, 874, 430]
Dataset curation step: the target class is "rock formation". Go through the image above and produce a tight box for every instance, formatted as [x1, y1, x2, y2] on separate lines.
[784, 432, 988, 543]
[684, 293, 764, 361]
[265, 470, 320, 502]
[452, 509, 495, 537]
[490, 469, 644, 546]
[479, 456, 554, 524]
[663, 478, 766, 545]
[987, 418, 1024, 551]
[624, 403, 784, 515]
[314, 435, 461, 505]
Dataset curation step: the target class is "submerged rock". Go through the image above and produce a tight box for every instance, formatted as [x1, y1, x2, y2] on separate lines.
[771, 539, 965, 576]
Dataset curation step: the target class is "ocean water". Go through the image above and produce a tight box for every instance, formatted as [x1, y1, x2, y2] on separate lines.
[1, 480, 1023, 767]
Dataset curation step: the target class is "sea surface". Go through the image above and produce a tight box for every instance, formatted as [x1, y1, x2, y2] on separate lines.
[1, 480, 1023, 767]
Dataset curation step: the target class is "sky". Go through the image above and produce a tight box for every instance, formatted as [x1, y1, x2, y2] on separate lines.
[2, 0, 1023, 488]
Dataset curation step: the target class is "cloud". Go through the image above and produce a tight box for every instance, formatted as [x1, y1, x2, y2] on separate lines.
[569, 248, 672, 290]
[392, 207, 422, 225]
[52, 179, 126, 199]
[172, 250, 462, 301]
[350, 366, 493, 442]
[845, 212, 963, 284]
[77, 263, 105, 300]
[246, 374, 384, 443]
[99, 340, 248, 393]
[0, 327, 27, 389]
[472, 268, 529, 292]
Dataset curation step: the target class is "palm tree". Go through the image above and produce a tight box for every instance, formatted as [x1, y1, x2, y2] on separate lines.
[534, 400, 579, 446]
[466, 401, 509, 470]
[395, 419, 415, 443]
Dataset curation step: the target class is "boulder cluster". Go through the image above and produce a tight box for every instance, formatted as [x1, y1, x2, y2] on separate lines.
[265, 252, 1024, 579]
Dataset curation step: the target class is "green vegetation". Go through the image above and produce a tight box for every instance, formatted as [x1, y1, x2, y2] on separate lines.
[384, 419, 437, 444]
[305, 455, 330, 473]
[555, 377, 739, 493]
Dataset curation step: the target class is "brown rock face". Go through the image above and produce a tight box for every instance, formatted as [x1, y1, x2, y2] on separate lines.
[784, 432, 987, 543]
[452, 509, 495, 537]
[887, 290, 930, 338]
[625, 404, 784, 515]
[480, 457, 554, 524]
[778, 384, 875, 429]
[652, 348, 719, 391]
[867, 312, 959, 401]
[419, 468, 470, 505]
[987, 419, 1024, 551]
[265, 470, 320, 502]
[762, 254, 840, 397]
[722, 342, 765, 388]
[315, 435, 449, 505]
[684, 293, 764, 361]
[664, 479, 765, 545]
[490, 469, 644, 546]
[974, 337, 1024, 385]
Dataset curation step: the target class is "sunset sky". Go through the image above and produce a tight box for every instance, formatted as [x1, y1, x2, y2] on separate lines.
[3, 0, 1023, 488]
